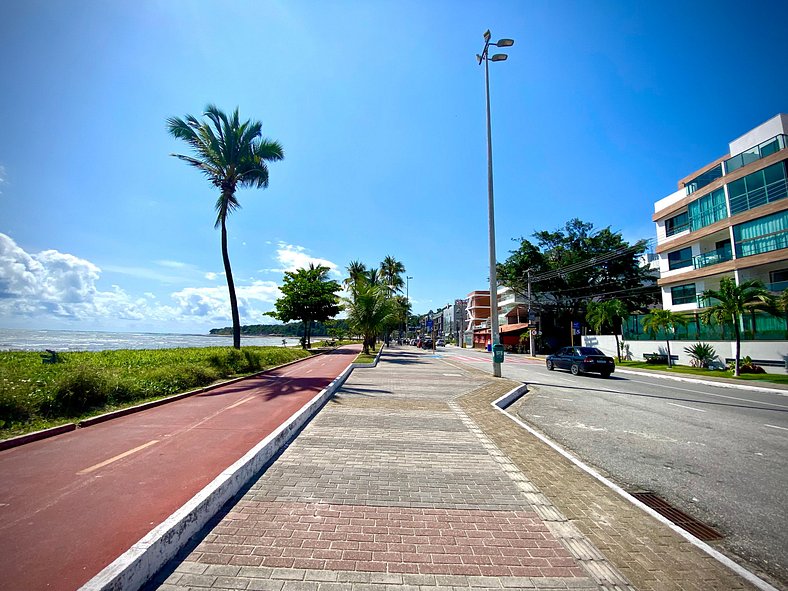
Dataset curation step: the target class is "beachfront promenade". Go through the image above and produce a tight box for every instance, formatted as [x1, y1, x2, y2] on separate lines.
[149, 347, 759, 591]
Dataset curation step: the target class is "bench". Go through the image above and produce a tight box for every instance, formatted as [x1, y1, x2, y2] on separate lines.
[725, 358, 786, 368]
[643, 353, 678, 364]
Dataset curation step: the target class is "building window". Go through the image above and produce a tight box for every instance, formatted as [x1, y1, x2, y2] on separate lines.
[686, 164, 723, 195]
[733, 210, 788, 258]
[667, 247, 693, 270]
[671, 284, 696, 305]
[728, 161, 787, 216]
[770, 269, 788, 292]
[665, 211, 689, 236]
[688, 188, 727, 231]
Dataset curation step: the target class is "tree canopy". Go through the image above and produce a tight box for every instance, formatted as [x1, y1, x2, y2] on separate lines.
[498, 218, 658, 319]
[266, 264, 341, 349]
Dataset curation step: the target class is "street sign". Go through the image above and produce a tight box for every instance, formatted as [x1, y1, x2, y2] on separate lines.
[426, 319, 434, 332]
[572, 321, 581, 336]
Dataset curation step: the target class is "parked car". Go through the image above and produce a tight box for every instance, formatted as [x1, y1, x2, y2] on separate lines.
[436, 338, 445, 346]
[546, 346, 615, 377]
[421, 338, 434, 349]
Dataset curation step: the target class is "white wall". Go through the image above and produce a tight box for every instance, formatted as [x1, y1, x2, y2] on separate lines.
[728, 113, 788, 156]
[581, 334, 788, 374]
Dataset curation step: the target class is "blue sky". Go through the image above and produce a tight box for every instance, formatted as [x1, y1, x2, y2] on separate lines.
[1, 0, 787, 333]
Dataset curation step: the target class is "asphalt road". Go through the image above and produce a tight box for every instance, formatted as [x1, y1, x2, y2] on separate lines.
[0, 346, 359, 591]
[437, 345, 788, 589]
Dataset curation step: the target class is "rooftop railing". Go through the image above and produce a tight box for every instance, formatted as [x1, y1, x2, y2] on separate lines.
[725, 134, 786, 174]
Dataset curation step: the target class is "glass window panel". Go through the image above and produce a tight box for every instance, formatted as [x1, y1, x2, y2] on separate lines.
[764, 161, 786, 186]
[745, 169, 765, 192]
[668, 247, 693, 270]
[671, 284, 696, 305]
[760, 138, 779, 157]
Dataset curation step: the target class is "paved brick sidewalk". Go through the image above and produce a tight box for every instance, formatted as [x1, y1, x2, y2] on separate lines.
[150, 348, 760, 591]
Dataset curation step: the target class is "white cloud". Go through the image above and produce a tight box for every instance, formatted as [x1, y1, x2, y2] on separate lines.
[0, 164, 5, 193]
[170, 281, 280, 321]
[266, 242, 342, 277]
[0, 233, 282, 328]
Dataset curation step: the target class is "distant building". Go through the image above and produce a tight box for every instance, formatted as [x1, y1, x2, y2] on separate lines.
[465, 290, 490, 348]
[653, 114, 788, 311]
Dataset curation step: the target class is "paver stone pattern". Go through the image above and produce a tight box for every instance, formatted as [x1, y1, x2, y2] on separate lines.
[152, 349, 599, 590]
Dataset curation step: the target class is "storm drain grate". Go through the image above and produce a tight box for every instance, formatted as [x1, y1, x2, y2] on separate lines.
[632, 492, 724, 541]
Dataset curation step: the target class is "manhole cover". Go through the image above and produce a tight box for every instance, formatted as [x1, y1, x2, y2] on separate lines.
[632, 492, 723, 541]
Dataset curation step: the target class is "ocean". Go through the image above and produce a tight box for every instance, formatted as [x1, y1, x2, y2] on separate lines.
[0, 329, 304, 352]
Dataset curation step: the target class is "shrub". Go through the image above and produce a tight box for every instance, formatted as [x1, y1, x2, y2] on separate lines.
[728, 356, 766, 374]
[684, 343, 718, 368]
[51, 365, 109, 416]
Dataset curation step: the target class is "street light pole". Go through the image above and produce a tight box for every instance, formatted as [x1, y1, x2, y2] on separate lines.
[478, 30, 513, 378]
[406, 276, 413, 340]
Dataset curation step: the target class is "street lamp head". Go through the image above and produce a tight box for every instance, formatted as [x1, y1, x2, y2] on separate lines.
[496, 38, 514, 47]
[483, 29, 491, 41]
[491, 53, 508, 62]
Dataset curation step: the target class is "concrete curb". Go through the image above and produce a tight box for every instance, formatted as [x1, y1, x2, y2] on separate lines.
[79, 359, 356, 591]
[349, 345, 384, 368]
[0, 352, 318, 451]
[491, 384, 779, 591]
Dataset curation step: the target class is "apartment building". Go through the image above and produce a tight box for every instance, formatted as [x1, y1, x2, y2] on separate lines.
[654, 114, 788, 311]
[464, 290, 490, 348]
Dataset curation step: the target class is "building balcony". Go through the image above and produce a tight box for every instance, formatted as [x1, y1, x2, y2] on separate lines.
[767, 280, 788, 293]
[693, 244, 733, 269]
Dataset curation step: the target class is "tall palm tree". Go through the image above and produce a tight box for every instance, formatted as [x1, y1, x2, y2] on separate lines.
[642, 308, 688, 368]
[344, 279, 396, 354]
[586, 299, 628, 361]
[701, 277, 774, 376]
[344, 260, 368, 294]
[167, 105, 283, 349]
[380, 256, 405, 294]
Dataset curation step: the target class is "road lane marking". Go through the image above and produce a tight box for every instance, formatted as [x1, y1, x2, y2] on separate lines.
[765, 424, 788, 431]
[226, 395, 255, 409]
[667, 402, 706, 413]
[617, 378, 788, 409]
[77, 440, 159, 475]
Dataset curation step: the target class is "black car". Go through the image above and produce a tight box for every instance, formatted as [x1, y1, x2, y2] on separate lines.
[421, 338, 434, 349]
[546, 346, 615, 377]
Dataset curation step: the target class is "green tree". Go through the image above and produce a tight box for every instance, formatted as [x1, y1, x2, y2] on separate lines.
[167, 105, 283, 349]
[344, 279, 396, 355]
[380, 256, 405, 294]
[344, 260, 368, 293]
[266, 264, 342, 349]
[585, 299, 628, 361]
[497, 219, 658, 344]
[642, 309, 689, 368]
[701, 277, 775, 376]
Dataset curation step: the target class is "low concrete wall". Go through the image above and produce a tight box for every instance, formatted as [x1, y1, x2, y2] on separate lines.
[582, 334, 788, 374]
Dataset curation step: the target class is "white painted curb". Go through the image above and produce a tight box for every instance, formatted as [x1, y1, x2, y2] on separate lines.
[80, 362, 356, 591]
[491, 384, 779, 591]
[350, 344, 384, 369]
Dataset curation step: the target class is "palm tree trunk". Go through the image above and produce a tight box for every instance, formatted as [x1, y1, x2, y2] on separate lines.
[220, 216, 241, 349]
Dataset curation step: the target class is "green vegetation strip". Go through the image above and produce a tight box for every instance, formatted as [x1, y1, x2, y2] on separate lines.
[0, 347, 312, 440]
[617, 360, 788, 385]
[353, 353, 377, 365]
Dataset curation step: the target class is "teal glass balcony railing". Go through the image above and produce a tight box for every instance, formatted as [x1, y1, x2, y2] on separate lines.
[766, 280, 788, 293]
[692, 244, 733, 269]
[696, 294, 720, 308]
[725, 134, 786, 174]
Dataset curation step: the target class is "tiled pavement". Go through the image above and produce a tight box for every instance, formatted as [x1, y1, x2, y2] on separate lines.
[150, 348, 760, 591]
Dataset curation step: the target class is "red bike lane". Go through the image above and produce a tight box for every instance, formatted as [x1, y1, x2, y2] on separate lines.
[0, 345, 360, 591]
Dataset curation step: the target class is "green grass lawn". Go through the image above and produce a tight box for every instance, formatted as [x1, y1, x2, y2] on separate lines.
[616, 360, 788, 385]
[0, 346, 312, 440]
[353, 353, 377, 365]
